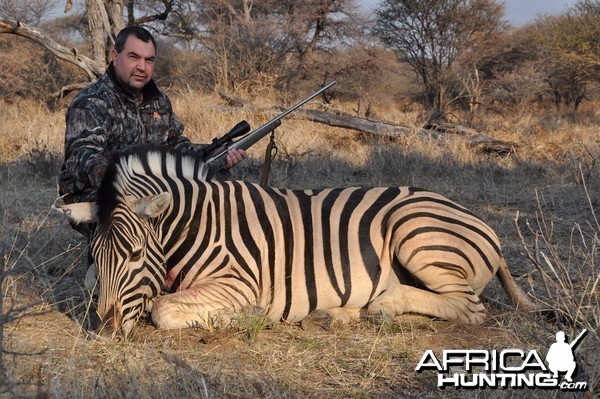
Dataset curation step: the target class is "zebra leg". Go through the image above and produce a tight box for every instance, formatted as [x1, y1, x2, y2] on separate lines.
[151, 283, 252, 330]
[367, 283, 487, 325]
[300, 307, 362, 331]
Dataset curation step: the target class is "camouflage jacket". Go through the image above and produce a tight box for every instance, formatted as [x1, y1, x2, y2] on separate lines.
[58, 63, 213, 204]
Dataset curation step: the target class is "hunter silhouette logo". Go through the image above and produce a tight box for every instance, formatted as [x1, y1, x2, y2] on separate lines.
[545, 330, 587, 383]
[415, 329, 588, 390]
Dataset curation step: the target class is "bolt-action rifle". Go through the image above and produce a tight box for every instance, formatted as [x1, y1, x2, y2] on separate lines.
[205, 81, 336, 169]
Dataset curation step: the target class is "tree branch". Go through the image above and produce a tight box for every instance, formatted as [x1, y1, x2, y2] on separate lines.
[130, 0, 174, 25]
[0, 19, 104, 80]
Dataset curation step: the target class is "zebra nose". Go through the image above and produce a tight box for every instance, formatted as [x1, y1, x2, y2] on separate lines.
[96, 304, 124, 338]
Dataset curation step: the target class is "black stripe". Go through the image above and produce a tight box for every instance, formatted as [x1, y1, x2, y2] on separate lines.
[320, 189, 345, 300]
[298, 190, 317, 313]
[122, 292, 146, 311]
[382, 192, 482, 235]
[128, 174, 158, 197]
[274, 189, 294, 320]
[406, 245, 475, 273]
[246, 184, 277, 303]
[336, 189, 368, 303]
[184, 249, 227, 290]
[140, 151, 169, 193]
[398, 225, 495, 273]
[209, 181, 222, 242]
[170, 200, 216, 292]
[416, 261, 468, 279]
[391, 210, 500, 258]
[223, 183, 259, 296]
[158, 152, 187, 239]
[220, 280, 254, 306]
[404, 188, 477, 218]
[232, 181, 262, 287]
[360, 188, 402, 300]
[167, 183, 209, 274]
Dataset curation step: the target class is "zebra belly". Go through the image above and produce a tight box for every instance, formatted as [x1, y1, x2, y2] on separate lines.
[273, 273, 386, 322]
[267, 246, 391, 323]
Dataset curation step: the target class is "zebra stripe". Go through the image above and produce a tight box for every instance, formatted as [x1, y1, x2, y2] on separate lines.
[82, 146, 535, 337]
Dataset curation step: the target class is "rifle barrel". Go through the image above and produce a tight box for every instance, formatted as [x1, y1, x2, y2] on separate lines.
[273, 80, 337, 120]
[205, 81, 336, 167]
[569, 329, 587, 348]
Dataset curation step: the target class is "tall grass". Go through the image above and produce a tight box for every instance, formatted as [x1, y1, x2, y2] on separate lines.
[515, 181, 598, 332]
[0, 199, 51, 396]
[513, 171, 599, 396]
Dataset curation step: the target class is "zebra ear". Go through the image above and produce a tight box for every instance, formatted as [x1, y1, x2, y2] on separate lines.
[53, 202, 98, 224]
[132, 192, 171, 218]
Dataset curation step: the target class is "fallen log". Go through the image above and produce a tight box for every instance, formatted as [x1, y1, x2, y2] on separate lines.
[424, 122, 517, 154]
[295, 109, 414, 137]
[208, 92, 518, 155]
[292, 109, 517, 154]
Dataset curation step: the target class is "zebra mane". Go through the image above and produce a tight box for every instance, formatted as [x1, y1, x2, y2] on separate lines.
[95, 145, 211, 222]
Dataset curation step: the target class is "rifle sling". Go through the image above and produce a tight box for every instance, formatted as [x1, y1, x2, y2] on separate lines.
[260, 130, 278, 186]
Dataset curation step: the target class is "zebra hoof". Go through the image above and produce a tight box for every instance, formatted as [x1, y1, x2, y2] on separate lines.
[300, 310, 334, 331]
[365, 309, 396, 326]
[239, 305, 265, 316]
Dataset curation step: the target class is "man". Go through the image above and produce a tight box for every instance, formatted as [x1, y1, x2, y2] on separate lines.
[58, 26, 246, 222]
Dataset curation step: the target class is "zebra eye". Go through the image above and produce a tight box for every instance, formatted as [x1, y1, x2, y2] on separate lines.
[130, 249, 143, 262]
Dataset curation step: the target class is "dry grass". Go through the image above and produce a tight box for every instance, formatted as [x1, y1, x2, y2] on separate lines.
[0, 93, 599, 398]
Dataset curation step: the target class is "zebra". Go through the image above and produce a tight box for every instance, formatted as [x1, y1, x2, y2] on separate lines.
[55, 146, 537, 337]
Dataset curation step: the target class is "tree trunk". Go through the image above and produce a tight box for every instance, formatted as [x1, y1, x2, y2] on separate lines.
[85, 0, 124, 64]
[86, 0, 107, 64]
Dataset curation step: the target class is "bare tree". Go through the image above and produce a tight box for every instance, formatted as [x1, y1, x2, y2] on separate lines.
[0, 0, 57, 25]
[1, 0, 366, 96]
[154, 0, 364, 90]
[0, 0, 179, 83]
[180, 0, 286, 90]
[472, 26, 547, 112]
[372, 0, 505, 121]
[0, 18, 105, 80]
[276, 0, 362, 67]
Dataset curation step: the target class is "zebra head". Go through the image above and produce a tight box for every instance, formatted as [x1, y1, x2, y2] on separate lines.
[55, 192, 171, 338]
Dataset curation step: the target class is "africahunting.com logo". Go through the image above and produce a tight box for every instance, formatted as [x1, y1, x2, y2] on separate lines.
[415, 329, 588, 391]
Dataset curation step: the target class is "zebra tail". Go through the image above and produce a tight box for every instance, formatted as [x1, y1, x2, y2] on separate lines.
[495, 258, 540, 313]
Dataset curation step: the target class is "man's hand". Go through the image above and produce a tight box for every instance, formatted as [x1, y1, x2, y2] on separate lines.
[224, 148, 247, 169]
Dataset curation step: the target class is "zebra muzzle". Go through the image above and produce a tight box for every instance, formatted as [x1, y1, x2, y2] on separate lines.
[96, 304, 124, 339]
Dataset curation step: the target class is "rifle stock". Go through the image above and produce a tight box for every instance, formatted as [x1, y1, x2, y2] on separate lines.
[205, 81, 336, 168]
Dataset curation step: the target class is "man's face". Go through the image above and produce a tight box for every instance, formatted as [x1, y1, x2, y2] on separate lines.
[112, 35, 155, 92]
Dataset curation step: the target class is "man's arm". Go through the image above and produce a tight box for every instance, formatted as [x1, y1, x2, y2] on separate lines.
[62, 104, 111, 191]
